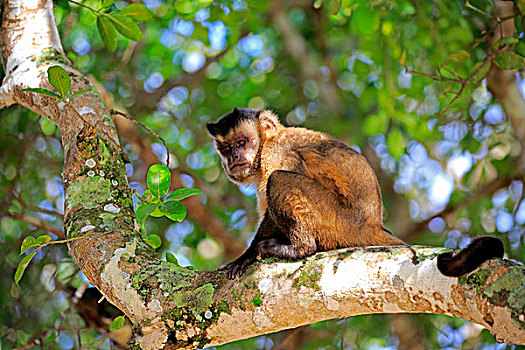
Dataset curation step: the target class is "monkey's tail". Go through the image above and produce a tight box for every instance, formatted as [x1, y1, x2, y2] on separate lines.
[437, 236, 504, 277]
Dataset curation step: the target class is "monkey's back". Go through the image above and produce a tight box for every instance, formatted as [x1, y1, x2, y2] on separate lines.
[258, 127, 385, 234]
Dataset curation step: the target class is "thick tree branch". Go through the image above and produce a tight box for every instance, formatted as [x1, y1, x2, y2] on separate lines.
[191, 247, 525, 348]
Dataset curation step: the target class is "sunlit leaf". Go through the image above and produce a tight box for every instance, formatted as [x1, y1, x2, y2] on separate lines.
[147, 164, 171, 198]
[166, 188, 201, 201]
[119, 3, 154, 21]
[351, 6, 379, 36]
[15, 252, 37, 284]
[107, 14, 143, 41]
[446, 50, 470, 62]
[145, 234, 162, 249]
[36, 235, 51, 245]
[166, 252, 178, 264]
[387, 128, 406, 159]
[110, 315, 125, 330]
[159, 201, 186, 222]
[329, 0, 341, 15]
[97, 15, 118, 52]
[47, 66, 71, 98]
[101, 0, 113, 8]
[20, 236, 37, 254]
[363, 113, 388, 136]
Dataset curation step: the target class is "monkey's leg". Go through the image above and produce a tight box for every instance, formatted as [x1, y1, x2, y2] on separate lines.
[256, 170, 328, 260]
[218, 212, 285, 279]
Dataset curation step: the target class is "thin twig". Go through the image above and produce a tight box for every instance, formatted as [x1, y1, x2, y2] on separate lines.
[5, 212, 65, 238]
[111, 109, 171, 166]
[68, 0, 105, 16]
[12, 282, 90, 350]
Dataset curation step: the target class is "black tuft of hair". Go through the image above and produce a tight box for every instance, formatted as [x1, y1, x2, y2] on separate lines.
[206, 107, 261, 137]
[437, 236, 504, 277]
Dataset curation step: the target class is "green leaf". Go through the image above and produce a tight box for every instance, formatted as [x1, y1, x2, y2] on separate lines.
[329, 0, 341, 15]
[142, 189, 160, 203]
[20, 236, 37, 254]
[149, 207, 165, 217]
[351, 6, 379, 36]
[21, 87, 63, 100]
[471, 60, 491, 83]
[397, 1, 415, 15]
[387, 128, 406, 159]
[495, 51, 525, 70]
[101, 0, 113, 8]
[36, 235, 51, 245]
[518, 0, 525, 14]
[166, 188, 201, 201]
[363, 113, 388, 136]
[39, 117, 57, 136]
[446, 50, 470, 63]
[107, 14, 143, 41]
[97, 15, 118, 52]
[515, 38, 525, 57]
[119, 3, 154, 21]
[147, 164, 171, 198]
[69, 87, 93, 102]
[145, 234, 162, 249]
[110, 315, 125, 331]
[47, 66, 71, 98]
[15, 252, 37, 284]
[159, 201, 186, 222]
[135, 202, 159, 222]
[166, 252, 178, 264]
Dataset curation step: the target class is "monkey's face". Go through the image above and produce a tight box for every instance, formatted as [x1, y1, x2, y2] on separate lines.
[207, 108, 281, 184]
[213, 122, 260, 183]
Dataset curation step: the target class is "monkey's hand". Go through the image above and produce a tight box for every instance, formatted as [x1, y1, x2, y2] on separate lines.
[217, 254, 257, 279]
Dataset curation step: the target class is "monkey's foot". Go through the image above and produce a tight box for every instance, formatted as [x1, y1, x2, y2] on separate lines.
[217, 258, 254, 279]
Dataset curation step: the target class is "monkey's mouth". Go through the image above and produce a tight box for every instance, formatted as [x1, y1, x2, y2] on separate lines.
[229, 163, 249, 171]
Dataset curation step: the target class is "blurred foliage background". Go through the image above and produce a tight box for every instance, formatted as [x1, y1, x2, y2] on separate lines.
[1, 0, 525, 349]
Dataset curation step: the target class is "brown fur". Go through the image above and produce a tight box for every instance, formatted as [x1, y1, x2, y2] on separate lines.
[207, 109, 404, 278]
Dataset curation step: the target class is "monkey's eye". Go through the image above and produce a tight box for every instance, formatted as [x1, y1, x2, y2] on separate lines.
[237, 140, 246, 147]
[219, 145, 231, 154]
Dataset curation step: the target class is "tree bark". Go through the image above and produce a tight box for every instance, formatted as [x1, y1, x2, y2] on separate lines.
[1, 1, 524, 349]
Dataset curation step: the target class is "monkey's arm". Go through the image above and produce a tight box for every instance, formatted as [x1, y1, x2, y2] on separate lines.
[218, 212, 286, 279]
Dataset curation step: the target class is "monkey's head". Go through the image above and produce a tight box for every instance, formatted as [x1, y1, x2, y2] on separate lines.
[207, 107, 281, 183]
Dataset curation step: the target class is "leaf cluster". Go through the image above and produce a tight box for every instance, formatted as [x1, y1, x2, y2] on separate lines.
[136, 164, 200, 249]
[22, 65, 91, 102]
[94, 2, 154, 51]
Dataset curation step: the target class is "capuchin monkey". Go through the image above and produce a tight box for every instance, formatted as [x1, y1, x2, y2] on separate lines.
[207, 108, 504, 279]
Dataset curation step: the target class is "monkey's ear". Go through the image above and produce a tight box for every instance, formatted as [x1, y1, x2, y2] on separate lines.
[259, 110, 280, 137]
[206, 122, 219, 136]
